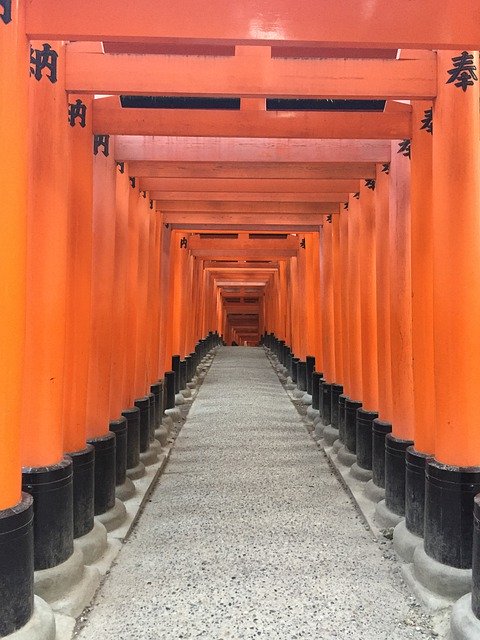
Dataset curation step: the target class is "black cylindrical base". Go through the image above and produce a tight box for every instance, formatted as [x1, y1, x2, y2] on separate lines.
[171, 355, 181, 393]
[179, 360, 187, 391]
[122, 406, 141, 469]
[306, 355, 315, 395]
[405, 447, 432, 538]
[88, 432, 116, 516]
[384, 433, 413, 517]
[292, 357, 300, 384]
[150, 382, 162, 430]
[338, 394, 347, 444]
[472, 496, 480, 618]
[331, 384, 343, 430]
[321, 381, 333, 426]
[22, 457, 73, 570]
[344, 398, 362, 452]
[297, 361, 307, 392]
[424, 460, 480, 569]
[134, 397, 150, 453]
[356, 409, 378, 471]
[311, 372, 322, 411]
[69, 445, 95, 539]
[164, 370, 176, 410]
[0, 493, 34, 636]
[147, 392, 155, 442]
[372, 419, 392, 488]
[109, 417, 128, 486]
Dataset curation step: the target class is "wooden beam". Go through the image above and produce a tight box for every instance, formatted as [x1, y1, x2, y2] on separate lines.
[170, 224, 321, 232]
[127, 161, 377, 180]
[164, 213, 325, 226]
[142, 178, 359, 193]
[156, 201, 338, 213]
[152, 192, 349, 202]
[93, 103, 411, 139]
[68, 51, 435, 99]
[115, 137, 391, 163]
[27, 1, 480, 49]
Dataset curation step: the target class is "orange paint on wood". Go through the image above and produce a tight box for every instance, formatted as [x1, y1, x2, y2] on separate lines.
[331, 212, 343, 384]
[22, 42, 68, 468]
[339, 211, 350, 394]
[0, 0, 28, 508]
[346, 196, 362, 402]
[321, 223, 335, 383]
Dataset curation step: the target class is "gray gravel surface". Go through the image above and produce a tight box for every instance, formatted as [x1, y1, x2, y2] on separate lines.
[77, 347, 437, 640]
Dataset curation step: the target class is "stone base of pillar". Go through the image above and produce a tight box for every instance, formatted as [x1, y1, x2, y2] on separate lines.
[349, 462, 372, 482]
[140, 446, 159, 467]
[323, 424, 339, 446]
[175, 393, 185, 405]
[375, 499, 403, 529]
[34, 547, 101, 618]
[165, 407, 183, 423]
[364, 479, 385, 503]
[451, 594, 480, 640]
[402, 545, 472, 607]
[181, 387, 192, 399]
[336, 444, 356, 467]
[149, 439, 162, 455]
[292, 388, 305, 399]
[314, 420, 324, 441]
[115, 477, 136, 502]
[126, 460, 146, 481]
[306, 406, 318, 422]
[6, 597, 56, 640]
[155, 426, 169, 446]
[95, 499, 127, 533]
[285, 376, 296, 390]
[74, 520, 108, 566]
[301, 393, 312, 406]
[332, 439, 342, 454]
[393, 519, 423, 563]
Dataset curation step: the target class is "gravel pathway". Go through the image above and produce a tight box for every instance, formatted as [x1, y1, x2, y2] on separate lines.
[77, 347, 436, 640]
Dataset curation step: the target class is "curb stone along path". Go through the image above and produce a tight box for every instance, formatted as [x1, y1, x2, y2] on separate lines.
[77, 347, 438, 640]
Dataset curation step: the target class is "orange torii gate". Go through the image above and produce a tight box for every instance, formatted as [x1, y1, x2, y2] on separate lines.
[2, 2, 480, 639]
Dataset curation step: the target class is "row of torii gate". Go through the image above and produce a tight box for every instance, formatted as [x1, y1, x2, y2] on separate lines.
[2, 2, 480, 639]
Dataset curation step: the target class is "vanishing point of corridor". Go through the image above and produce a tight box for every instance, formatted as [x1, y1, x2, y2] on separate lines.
[77, 349, 433, 640]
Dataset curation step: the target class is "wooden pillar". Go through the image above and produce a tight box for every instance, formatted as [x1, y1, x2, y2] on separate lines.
[320, 222, 335, 385]
[332, 212, 343, 386]
[133, 195, 150, 399]
[346, 195, 363, 404]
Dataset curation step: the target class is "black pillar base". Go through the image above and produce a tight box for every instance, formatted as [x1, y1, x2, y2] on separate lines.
[331, 384, 343, 430]
[424, 460, 480, 569]
[321, 381, 333, 426]
[0, 493, 34, 636]
[344, 398, 362, 453]
[134, 397, 150, 453]
[338, 394, 347, 444]
[171, 355, 181, 393]
[385, 433, 413, 517]
[472, 496, 480, 618]
[306, 355, 315, 395]
[372, 419, 392, 488]
[122, 406, 141, 470]
[69, 445, 95, 539]
[311, 372, 322, 411]
[291, 357, 299, 384]
[405, 447, 432, 538]
[88, 432, 116, 516]
[356, 409, 378, 471]
[109, 417, 128, 486]
[179, 360, 187, 391]
[147, 392, 155, 441]
[297, 361, 307, 392]
[150, 382, 162, 430]
[164, 370, 176, 410]
[22, 457, 73, 570]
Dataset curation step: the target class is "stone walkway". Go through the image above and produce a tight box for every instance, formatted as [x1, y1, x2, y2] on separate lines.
[77, 347, 435, 640]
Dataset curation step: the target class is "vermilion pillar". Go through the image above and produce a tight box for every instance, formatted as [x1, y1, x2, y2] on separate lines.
[353, 180, 379, 481]
[0, 3, 37, 634]
[416, 51, 480, 603]
[331, 211, 343, 422]
[22, 41, 74, 572]
[375, 141, 414, 527]
[320, 221, 336, 443]
[338, 209, 350, 452]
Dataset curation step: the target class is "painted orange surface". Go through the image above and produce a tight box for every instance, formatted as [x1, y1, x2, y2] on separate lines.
[331, 212, 343, 384]
[22, 42, 68, 469]
[339, 211, 350, 395]
[0, 0, 28, 508]
[410, 101, 434, 455]
[388, 142, 414, 441]
[86, 137, 118, 436]
[433, 52, 480, 466]
[358, 182, 378, 412]
[321, 223, 335, 383]
[63, 95, 93, 453]
[346, 195, 362, 402]
[374, 165, 393, 423]
[133, 197, 150, 397]
[27, 0, 480, 50]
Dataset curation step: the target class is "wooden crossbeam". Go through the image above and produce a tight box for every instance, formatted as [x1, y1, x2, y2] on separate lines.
[142, 178, 359, 193]
[27, 0, 480, 50]
[93, 102, 411, 139]
[152, 192, 349, 203]
[164, 213, 325, 227]
[156, 201, 338, 214]
[115, 137, 391, 163]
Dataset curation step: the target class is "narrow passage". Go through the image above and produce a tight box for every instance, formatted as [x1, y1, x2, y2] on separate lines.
[78, 348, 431, 640]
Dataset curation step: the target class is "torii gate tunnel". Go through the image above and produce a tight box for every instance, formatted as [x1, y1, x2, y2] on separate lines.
[1, 1, 480, 638]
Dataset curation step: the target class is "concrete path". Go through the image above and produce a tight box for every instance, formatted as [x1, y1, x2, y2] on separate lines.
[77, 347, 435, 640]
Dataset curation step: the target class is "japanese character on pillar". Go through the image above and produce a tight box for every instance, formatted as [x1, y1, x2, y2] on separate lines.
[300, 238, 306, 249]
[353, 192, 360, 199]
[93, 135, 110, 157]
[398, 139, 411, 159]
[0, 0, 12, 24]
[30, 43, 59, 83]
[68, 99, 87, 128]
[446, 51, 478, 92]
[381, 163, 390, 174]
[180, 237, 188, 249]
[326, 215, 333, 224]
[116, 162, 125, 174]
[343, 202, 349, 210]
[129, 177, 136, 188]
[149, 200, 154, 210]
[420, 108, 433, 134]
[365, 179, 376, 191]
